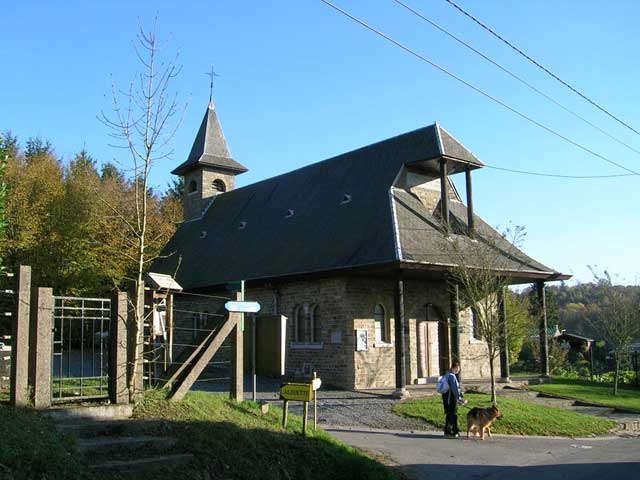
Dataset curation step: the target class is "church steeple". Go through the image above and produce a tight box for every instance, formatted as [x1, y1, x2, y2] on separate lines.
[173, 101, 248, 221]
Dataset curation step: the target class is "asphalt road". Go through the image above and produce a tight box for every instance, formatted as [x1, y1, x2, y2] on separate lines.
[328, 427, 640, 480]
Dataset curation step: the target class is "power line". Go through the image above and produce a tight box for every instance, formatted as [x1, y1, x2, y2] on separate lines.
[393, 0, 640, 158]
[483, 164, 635, 179]
[318, 0, 639, 176]
[443, 0, 640, 138]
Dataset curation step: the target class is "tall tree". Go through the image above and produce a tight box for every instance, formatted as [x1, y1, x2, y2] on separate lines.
[100, 20, 184, 400]
[449, 226, 527, 405]
[0, 134, 8, 273]
[588, 270, 640, 395]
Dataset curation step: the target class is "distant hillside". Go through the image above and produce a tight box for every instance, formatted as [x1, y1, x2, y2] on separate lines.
[519, 283, 640, 340]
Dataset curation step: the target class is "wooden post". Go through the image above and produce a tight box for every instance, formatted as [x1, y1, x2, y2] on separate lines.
[440, 159, 450, 233]
[498, 287, 510, 382]
[282, 400, 289, 428]
[393, 273, 407, 397]
[10, 265, 31, 407]
[465, 167, 475, 237]
[302, 401, 309, 436]
[167, 293, 174, 368]
[313, 372, 318, 431]
[537, 281, 550, 378]
[230, 292, 244, 402]
[30, 288, 52, 409]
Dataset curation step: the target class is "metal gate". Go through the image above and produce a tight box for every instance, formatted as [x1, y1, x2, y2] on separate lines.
[52, 296, 110, 402]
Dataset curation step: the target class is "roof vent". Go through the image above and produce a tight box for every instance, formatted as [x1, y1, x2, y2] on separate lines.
[285, 209, 295, 218]
[340, 194, 352, 205]
[238, 221, 247, 230]
[199, 230, 207, 239]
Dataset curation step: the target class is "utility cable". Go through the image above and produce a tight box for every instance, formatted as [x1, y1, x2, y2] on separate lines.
[443, 0, 640, 137]
[318, 0, 639, 176]
[394, 0, 640, 157]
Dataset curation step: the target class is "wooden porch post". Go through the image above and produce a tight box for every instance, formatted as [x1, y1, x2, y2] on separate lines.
[465, 167, 475, 237]
[537, 281, 550, 378]
[393, 272, 409, 398]
[439, 159, 450, 234]
[498, 287, 510, 382]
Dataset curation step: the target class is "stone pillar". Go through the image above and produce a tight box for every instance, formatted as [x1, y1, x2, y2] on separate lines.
[393, 273, 408, 398]
[537, 281, 550, 378]
[230, 292, 243, 401]
[449, 284, 461, 379]
[439, 318, 451, 376]
[109, 292, 129, 405]
[498, 287, 511, 382]
[29, 287, 52, 409]
[10, 265, 31, 407]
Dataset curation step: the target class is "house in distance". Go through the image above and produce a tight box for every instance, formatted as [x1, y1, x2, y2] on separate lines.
[153, 97, 569, 393]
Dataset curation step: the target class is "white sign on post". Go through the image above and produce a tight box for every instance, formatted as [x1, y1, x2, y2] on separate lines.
[224, 301, 261, 313]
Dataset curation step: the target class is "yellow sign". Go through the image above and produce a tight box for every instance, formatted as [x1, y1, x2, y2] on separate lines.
[280, 382, 313, 402]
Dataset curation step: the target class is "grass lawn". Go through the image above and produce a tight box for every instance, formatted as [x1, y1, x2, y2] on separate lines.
[394, 393, 616, 437]
[529, 377, 640, 411]
[0, 390, 393, 480]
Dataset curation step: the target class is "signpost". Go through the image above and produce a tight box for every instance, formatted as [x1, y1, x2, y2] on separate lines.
[225, 300, 262, 401]
[280, 376, 321, 435]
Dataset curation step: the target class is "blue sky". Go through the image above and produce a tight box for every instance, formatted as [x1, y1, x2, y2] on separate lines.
[1, 0, 638, 284]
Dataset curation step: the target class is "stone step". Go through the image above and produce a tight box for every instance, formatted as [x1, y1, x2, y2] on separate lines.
[44, 404, 133, 422]
[55, 418, 165, 438]
[76, 435, 178, 460]
[91, 453, 194, 471]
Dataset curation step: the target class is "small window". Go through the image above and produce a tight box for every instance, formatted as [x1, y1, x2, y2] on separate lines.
[340, 194, 352, 205]
[188, 180, 198, 193]
[374, 304, 388, 343]
[199, 230, 207, 239]
[471, 307, 482, 341]
[238, 221, 247, 230]
[192, 311, 209, 340]
[212, 179, 226, 193]
[285, 209, 295, 218]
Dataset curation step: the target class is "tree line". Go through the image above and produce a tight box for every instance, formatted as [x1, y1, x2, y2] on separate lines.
[0, 132, 182, 305]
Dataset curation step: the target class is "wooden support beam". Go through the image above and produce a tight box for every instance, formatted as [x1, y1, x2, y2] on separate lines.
[393, 273, 407, 397]
[465, 167, 475, 237]
[450, 284, 461, 380]
[440, 159, 450, 233]
[169, 312, 240, 402]
[537, 281, 550, 377]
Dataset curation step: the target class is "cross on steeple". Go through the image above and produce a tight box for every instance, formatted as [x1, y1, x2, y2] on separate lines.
[205, 65, 220, 106]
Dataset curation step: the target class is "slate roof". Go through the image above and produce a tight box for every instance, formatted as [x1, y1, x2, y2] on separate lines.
[171, 102, 248, 176]
[154, 123, 566, 289]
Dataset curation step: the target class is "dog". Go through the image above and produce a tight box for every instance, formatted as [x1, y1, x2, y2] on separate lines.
[466, 406, 503, 440]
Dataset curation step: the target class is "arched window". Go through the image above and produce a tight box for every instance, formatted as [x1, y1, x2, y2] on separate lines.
[188, 180, 198, 193]
[374, 304, 388, 343]
[293, 303, 321, 343]
[212, 179, 226, 193]
[471, 307, 482, 341]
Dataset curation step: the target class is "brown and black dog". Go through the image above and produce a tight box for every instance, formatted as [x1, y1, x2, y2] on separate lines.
[466, 406, 503, 439]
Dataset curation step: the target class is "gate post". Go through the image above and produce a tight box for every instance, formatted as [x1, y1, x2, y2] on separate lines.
[10, 265, 31, 407]
[29, 287, 52, 409]
[109, 292, 129, 404]
[230, 292, 243, 402]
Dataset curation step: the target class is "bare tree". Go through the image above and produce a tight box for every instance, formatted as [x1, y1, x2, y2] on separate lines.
[100, 19, 184, 401]
[449, 226, 526, 405]
[588, 269, 640, 395]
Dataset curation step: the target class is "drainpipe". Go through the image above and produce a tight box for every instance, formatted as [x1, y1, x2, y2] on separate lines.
[439, 159, 450, 234]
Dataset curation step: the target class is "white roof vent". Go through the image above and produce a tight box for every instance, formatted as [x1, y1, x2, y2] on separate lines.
[285, 209, 295, 218]
[341, 194, 352, 205]
[238, 221, 247, 230]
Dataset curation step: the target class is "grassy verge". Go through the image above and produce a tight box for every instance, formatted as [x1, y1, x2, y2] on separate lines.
[529, 377, 640, 411]
[129, 389, 393, 480]
[394, 393, 616, 437]
[0, 390, 393, 480]
[0, 394, 90, 480]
